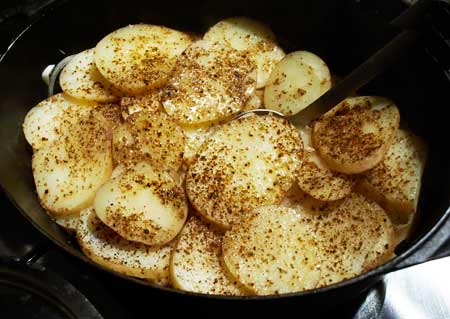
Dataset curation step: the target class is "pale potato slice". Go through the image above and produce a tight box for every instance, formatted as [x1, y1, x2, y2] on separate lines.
[222, 205, 321, 295]
[95, 24, 193, 94]
[112, 110, 185, 172]
[120, 90, 162, 120]
[312, 96, 400, 174]
[297, 126, 354, 201]
[204, 17, 285, 88]
[77, 207, 173, 285]
[23, 93, 94, 150]
[94, 162, 188, 246]
[298, 193, 394, 287]
[161, 40, 256, 124]
[181, 120, 222, 165]
[186, 114, 302, 230]
[32, 109, 113, 217]
[60, 48, 120, 102]
[357, 130, 427, 224]
[293, 51, 332, 90]
[264, 52, 328, 116]
[170, 216, 245, 295]
[55, 214, 79, 232]
[242, 89, 264, 111]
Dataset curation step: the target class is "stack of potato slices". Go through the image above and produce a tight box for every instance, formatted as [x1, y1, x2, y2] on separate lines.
[23, 17, 427, 296]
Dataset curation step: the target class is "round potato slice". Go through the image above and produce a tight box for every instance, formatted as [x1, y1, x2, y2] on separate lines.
[60, 48, 120, 102]
[55, 214, 79, 233]
[312, 96, 400, 174]
[170, 216, 245, 295]
[222, 205, 321, 295]
[120, 90, 162, 120]
[264, 51, 330, 116]
[297, 126, 354, 201]
[292, 51, 332, 90]
[161, 40, 256, 124]
[77, 207, 173, 285]
[204, 17, 285, 88]
[23, 93, 94, 150]
[94, 162, 188, 246]
[112, 110, 185, 172]
[95, 24, 193, 94]
[242, 89, 264, 111]
[186, 114, 302, 230]
[32, 109, 113, 217]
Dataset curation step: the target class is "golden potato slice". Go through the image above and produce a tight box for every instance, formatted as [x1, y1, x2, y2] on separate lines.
[204, 17, 285, 88]
[32, 109, 113, 217]
[94, 162, 188, 246]
[264, 51, 330, 116]
[112, 110, 185, 172]
[60, 48, 120, 102]
[170, 216, 245, 295]
[312, 96, 400, 174]
[357, 130, 427, 223]
[297, 126, 354, 201]
[161, 40, 256, 124]
[293, 51, 332, 90]
[55, 214, 79, 233]
[186, 114, 302, 230]
[23, 93, 94, 150]
[120, 90, 162, 120]
[95, 24, 193, 94]
[77, 207, 173, 285]
[222, 205, 321, 295]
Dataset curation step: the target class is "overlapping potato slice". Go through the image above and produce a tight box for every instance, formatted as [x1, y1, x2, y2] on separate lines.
[120, 90, 162, 120]
[222, 205, 321, 295]
[95, 24, 193, 94]
[186, 114, 302, 230]
[204, 17, 285, 88]
[23, 93, 94, 150]
[32, 108, 112, 217]
[264, 51, 331, 116]
[94, 162, 188, 246]
[161, 40, 256, 124]
[299, 193, 394, 286]
[357, 130, 427, 224]
[170, 216, 245, 295]
[55, 214, 79, 232]
[112, 110, 185, 171]
[60, 48, 120, 102]
[242, 89, 264, 111]
[312, 96, 400, 174]
[297, 126, 354, 201]
[77, 207, 173, 285]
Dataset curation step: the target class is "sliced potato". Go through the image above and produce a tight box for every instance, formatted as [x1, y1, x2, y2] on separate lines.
[112, 110, 185, 172]
[357, 130, 427, 223]
[32, 108, 112, 217]
[312, 96, 400, 174]
[181, 120, 222, 165]
[297, 126, 354, 201]
[77, 207, 173, 285]
[120, 90, 162, 120]
[242, 89, 264, 111]
[60, 48, 120, 102]
[204, 17, 285, 88]
[94, 162, 188, 246]
[55, 214, 79, 232]
[170, 216, 245, 295]
[186, 114, 302, 230]
[293, 51, 332, 90]
[161, 40, 256, 124]
[264, 51, 330, 116]
[95, 24, 193, 94]
[222, 205, 321, 295]
[23, 93, 94, 150]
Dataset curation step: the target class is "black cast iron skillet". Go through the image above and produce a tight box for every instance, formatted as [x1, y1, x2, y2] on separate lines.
[0, 0, 449, 313]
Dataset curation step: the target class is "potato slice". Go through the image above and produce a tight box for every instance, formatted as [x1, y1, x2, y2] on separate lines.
[242, 89, 264, 111]
[222, 205, 321, 295]
[264, 51, 330, 116]
[60, 48, 120, 102]
[55, 214, 79, 232]
[120, 90, 162, 120]
[186, 114, 302, 230]
[94, 162, 188, 246]
[297, 126, 354, 201]
[170, 216, 245, 295]
[312, 96, 400, 174]
[112, 110, 185, 172]
[77, 207, 173, 285]
[204, 17, 285, 88]
[161, 40, 256, 124]
[95, 24, 193, 94]
[32, 108, 113, 217]
[357, 130, 427, 223]
[23, 93, 94, 150]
